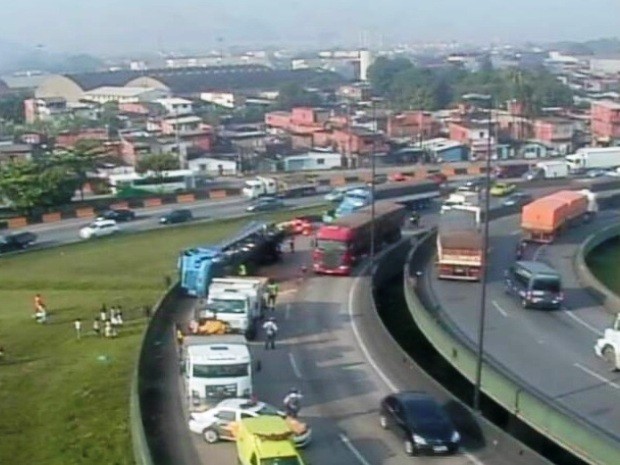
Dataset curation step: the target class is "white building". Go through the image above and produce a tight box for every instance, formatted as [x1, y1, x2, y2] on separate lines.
[188, 157, 237, 175]
[200, 92, 246, 109]
[155, 97, 194, 116]
[589, 57, 620, 74]
[82, 86, 170, 104]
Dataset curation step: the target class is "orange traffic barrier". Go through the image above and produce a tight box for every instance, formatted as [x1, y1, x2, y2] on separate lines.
[8, 217, 28, 229]
[42, 212, 61, 223]
[143, 198, 162, 207]
[209, 190, 227, 199]
[330, 176, 346, 187]
[76, 207, 95, 218]
[110, 201, 129, 210]
[441, 166, 456, 177]
[176, 194, 195, 203]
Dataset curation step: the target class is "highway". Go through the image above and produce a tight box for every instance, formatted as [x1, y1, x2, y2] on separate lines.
[423, 211, 620, 446]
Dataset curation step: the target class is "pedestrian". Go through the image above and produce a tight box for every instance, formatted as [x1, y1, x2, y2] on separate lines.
[99, 304, 108, 323]
[35, 305, 47, 324]
[238, 263, 247, 276]
[116, 307, 124, 326]
[108, 305, 117, 323]
[262, 317, 278, 350]
[74, 319, 82, 340]
[283, 388, 303, 418]
[104, 320, 116, 338]
[266, 280, 279, 311]
[93, 318, 101, 336]
[34, 293, 45, 313]
[289, 236, 295, 253]
[176, 324, 184, 346]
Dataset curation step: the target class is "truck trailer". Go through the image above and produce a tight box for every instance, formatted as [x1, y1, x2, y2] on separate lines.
[523, 160, 568, 180]
[436, 206, 483, 281]
[521, 190, 596, 243]
[566, 146, 620, 172]
[313, 202, 406, 275]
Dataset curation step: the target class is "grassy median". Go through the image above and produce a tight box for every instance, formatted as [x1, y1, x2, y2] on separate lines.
[587, 237, 620, 295]
[0, 207, 322, 465]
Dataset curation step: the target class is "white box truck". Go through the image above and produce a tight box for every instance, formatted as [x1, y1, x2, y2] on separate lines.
[182, 334, 253, 412]
[566, 147, 620, 172]
[440, 192, 479, 214]
[200, 277, 269, 339]
[523, 160, 568, 180]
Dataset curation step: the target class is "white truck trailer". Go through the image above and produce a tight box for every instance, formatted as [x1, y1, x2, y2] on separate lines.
[566, 147, 620, 172]
[594, 313, 620, 371]
[523, 160, 568, 180]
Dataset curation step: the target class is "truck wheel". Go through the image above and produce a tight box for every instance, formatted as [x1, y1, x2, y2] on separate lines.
[602, 346, 617, 366]
[203, 428, 219, 443]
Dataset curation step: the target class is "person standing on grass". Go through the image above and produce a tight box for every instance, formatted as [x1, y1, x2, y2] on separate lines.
[116, 307, 124, 326]
[74, 319, 82, 340]
[99, 304, 108, 323]
[93, 318, 101, 336]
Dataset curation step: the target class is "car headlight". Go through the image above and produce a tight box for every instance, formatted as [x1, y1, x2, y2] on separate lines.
[412, 434, 427, 445]
[451, 431, 461, 443]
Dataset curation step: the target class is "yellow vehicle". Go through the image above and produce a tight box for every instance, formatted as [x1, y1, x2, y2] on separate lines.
[490, 182, 516, 197]
[236, 416, 307, 465]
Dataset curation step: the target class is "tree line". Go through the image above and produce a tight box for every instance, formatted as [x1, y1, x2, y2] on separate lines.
[367, 56, 574, 114]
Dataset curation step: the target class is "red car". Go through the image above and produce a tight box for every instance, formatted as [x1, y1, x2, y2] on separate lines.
[426, 173, 447, 184]
[389, 172, 408, 182]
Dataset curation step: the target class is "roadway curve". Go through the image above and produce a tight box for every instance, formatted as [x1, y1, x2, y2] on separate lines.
[423, 210, 620, 451]
[144, 234, 544, 465]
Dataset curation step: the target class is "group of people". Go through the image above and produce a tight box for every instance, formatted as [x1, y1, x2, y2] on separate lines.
[94, 304, 124, 338]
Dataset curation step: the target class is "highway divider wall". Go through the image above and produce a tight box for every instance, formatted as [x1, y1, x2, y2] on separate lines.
[574, 223, 620, 315]
[403, 229, 620, 465]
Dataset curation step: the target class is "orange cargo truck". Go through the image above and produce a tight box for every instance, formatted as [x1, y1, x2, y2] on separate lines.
[521, 190, 591, 243]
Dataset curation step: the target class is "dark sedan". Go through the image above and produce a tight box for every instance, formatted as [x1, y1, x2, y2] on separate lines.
[0, 231, 37, 254]
[502, 192, 533, 207]
[97, 208, 136, 222]
[246, 197, 286, 213]
[380, 391, 460, 456]
[159, 209, 193, 224]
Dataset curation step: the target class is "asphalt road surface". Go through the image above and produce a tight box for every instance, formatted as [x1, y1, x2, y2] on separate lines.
[425, 211, 620, 446]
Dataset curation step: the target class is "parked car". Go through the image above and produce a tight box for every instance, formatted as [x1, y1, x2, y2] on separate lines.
[246, 197, 286, 212]
[379, 391, 460, 456]
[159, 209, 193, 224]
[79, 219, 120, 239]
[501, 192, 532, 207]
[389, 172, 409, 182]
[426, 173, 448, 184]
[0, 231, 37, 253]
[97, 208, 136, 222]
[490, 182, 517, 197]
[188, 398, 312, 447]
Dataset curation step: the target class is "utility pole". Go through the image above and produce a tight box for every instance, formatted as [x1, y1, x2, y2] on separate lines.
[370, 98, 378, 264]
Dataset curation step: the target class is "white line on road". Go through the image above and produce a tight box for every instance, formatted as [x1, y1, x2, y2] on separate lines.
[561, 309, 604, 336]
[339, 434, 373, 465]
[532, 244, 547, 261]
[491, 300, 508, 317]
[285, 303, 291, 320]
[574, 363, 620, 390]
[288, 352, 302, 379]
[510, 229, 521, 236]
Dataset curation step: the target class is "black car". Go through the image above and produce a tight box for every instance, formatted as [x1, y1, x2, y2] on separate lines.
[501, 192, 533, 207]
[0, 231, 37, 254]
[380, 391, 460, 456]
[159, 209, 193, 224]
[246, 197, 286, 213]
[97, 208, 136, 222]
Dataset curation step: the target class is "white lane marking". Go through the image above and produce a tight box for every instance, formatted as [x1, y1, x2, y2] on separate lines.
[285, 303, 291, 320]
[561, 309, 604, 336]
[574, 363, 620, 390]
[532, 244, 547, 261]
[510, 229, 521, 236]
[348, 268, 398, 392]
[339, 433, 373, 465]
[491, 300, 508, 317]
[288, 352, 302, 379]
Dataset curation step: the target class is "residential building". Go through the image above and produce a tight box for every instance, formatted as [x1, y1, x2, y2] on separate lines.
[519, 141, 556, 159]
[83, 86, 170, 104]
[420, 138, 470, 163]
[200, 92, 246, 109]
[532, 117, 575, 154]
[24, 97, 68, 123]
[282, 151, 342, 172]
[159, 116, 203, 135]
[0, 142, 33, 165]
[330, 127, 386, 158]
[55, 128, 109, 149]
[187, 156, 237, 176]
[591, 100, 620, 144]
[155, 97, 193, 116]
[386, 111, 440, 140]
[448, 121, 496, 160]
[589, 57, 620, 74]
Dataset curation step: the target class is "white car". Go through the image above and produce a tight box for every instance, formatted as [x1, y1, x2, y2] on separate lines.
[188, 398, 312, 447]
[79, 219, 120, 239]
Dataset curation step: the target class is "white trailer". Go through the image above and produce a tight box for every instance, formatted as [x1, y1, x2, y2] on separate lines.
[524, 160, 568, 180]
[566, 147, 620, 171]
[594, 314, 620, 371]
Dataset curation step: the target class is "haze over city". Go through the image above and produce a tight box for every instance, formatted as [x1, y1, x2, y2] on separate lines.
[2, 0, 620, 53]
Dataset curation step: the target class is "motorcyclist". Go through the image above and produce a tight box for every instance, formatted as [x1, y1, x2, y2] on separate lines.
[283, 388, 303, 418]
[515, 240, 527, 260]
[409, 210, 420, 228]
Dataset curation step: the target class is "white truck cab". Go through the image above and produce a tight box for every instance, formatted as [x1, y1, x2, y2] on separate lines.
[595, 314, 620, 371]
[242, 177, 278, 199]
[441, 192, 479, 214]
[183, 335, 253, 411]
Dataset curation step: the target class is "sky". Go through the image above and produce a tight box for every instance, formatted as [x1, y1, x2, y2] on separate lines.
[1, 0, 619, 55]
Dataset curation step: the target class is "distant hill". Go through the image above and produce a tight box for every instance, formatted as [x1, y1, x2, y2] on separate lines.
[550, 37, 620, 56]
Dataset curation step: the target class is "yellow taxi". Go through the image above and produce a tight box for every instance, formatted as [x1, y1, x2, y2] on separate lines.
[490, 182, 516, 197]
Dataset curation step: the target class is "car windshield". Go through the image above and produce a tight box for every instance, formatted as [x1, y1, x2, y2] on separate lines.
[260, 458, 301, 465]
[256, 403, 282, 416]
[207, 298, 246, 314]
[193, 363, 249, 378]
[532, 277, 561, 293]
[316, 239, 347, 251]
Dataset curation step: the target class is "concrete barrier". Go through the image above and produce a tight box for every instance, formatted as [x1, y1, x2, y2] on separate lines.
[143, 198, 162, 208]
[404, 230, 620, 465]
[176, 194, 195, 204]
[110, 201, 129, 210]
[208, 189, 227, 200]
[42, 212, 61, 223]
[574, 222, 620, 315]
[75, 207, 95, 219]
[330, 176, 346, 187]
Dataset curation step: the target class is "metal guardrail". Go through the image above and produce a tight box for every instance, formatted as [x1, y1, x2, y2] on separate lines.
[403, 230, 620, 465]
[574, 223, 620, 316]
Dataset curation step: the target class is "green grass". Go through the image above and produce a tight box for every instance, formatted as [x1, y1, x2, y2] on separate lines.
[0, 207, 322, 465]
[587, 237, 620, 294]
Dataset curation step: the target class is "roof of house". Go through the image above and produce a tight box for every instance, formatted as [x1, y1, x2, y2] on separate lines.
[62, 65, 345, 94]
[1, 73, 51, 89]
[593, 100, 620, 110]
[0, 143, 32, 153]
[85, 86, 161, 97]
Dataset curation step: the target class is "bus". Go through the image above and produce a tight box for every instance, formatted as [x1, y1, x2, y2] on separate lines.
[108, 170, 207, 196]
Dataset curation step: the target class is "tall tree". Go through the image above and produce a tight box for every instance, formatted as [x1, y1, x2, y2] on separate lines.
[0, 93, 27, 124]
[367, 56, 413, 96]
[136, 153, 180, 178]
[276, 83, 321, 110]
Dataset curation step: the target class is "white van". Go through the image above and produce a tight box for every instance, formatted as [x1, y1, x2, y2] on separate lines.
[79, 219, 120, 239]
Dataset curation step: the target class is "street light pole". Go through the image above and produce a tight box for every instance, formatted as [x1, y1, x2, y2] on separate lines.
[473, 95, 493, 413]
[370, 99, 377, 264]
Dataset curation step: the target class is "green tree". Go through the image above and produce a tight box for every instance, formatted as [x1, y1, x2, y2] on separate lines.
[0, 93, 28, 124]
[136, 153, 180, 178]
[367, 56, 413, 95]
[61, 139, 104, 200]
[276, 83, 322, 110]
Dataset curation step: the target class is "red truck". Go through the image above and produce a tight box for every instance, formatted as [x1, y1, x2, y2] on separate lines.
[312, 202, 406, 275]
[436, 206, 483, 281]
[521, 190, 594, 243]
